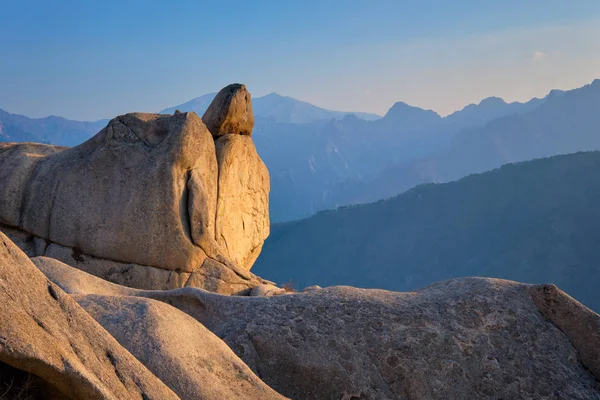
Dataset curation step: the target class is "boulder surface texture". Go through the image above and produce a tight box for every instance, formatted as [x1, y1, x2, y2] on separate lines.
[0, 83, 270, 293]
[0, 232, 180, 400]
[37, 255, 600, 400]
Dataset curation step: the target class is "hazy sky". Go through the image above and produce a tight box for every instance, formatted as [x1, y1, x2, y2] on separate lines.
[1, 1, 599, 120]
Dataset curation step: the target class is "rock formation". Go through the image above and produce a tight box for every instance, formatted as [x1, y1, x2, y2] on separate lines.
[74, 295, 286, 400]
[0, 84, 270, 293]
[35, 255, 600, 400]
[2, 83, 600, 400]
[202, 83, 254, 137]
[214, 134, 270, 269]
[0, 232, 179, 400]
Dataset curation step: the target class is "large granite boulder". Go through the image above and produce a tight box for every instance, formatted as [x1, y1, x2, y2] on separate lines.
[215, 134, 270, 270]
[0, 232, 179, 400]
[37, 256, 600, 400]
[0, 84, 270, 293]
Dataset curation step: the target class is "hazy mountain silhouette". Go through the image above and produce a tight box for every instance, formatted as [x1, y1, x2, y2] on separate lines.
[443, 95, 551, 129]
[263, 87, 557, 221]
[0, 108, 107, 146]
[254, 151, 600, 311]
[1, 81, 595, 223]
[322, 81, 597, 210]
[161, 92, 381, 123]
[159, 93, 217, 116]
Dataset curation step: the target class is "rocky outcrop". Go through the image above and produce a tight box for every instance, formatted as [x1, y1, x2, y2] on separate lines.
[74, 294, 286, 400]
[159, 279, 600, 400]
[0, 232, 179, 400]
[0, 84, 270, 293]
[202, 84, 254, 137]
[215, 134, 270, 270]
[37, 256, 600, 400]
[528, 284, 600, 379]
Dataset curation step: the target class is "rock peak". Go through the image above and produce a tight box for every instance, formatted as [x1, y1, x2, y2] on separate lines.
[202, 83, 254, 137]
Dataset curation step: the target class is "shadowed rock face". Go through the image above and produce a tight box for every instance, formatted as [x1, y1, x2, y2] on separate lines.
[0, 232, 180, 400]
[74, 294, 286, 400]
[215, 134, 270, 269]
[36, 256, 600, 400]
[0, 84, 270, 293]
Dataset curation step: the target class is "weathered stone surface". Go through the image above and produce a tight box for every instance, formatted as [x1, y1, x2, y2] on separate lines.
[0, 143, 64, 227]
[40, 252, 267, 294]
[33, 256, 140, 297]
[75, 294, 287, 400]
[0, 222, 37, 256]
[0, 112, 252, 277]
[0, 361, 70, 400]
[37, 260, 600, 400]
[215, 134, 270, 270]
[33, 254, 270, 307]
[43, 244, 192, 290]
[0, 84, 272, 291]
[250, 284, 286, 297]
[34, 252, 269, 295]
[0, 112, 217, 272]
[184, 257, 267, 295]
[302, 285, 323, 292]
[202, 84, 254, 137]
[529, 284, 600, 379]
[199, 278, 600, 400]
[0, 232, 179, 400]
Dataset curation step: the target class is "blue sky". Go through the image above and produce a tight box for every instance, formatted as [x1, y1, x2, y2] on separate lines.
[1, 1, 599, 120]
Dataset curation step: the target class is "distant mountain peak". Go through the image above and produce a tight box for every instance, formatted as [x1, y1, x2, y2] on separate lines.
[260, 92, 286, 99]
[478, 96, 507, 106]
[548, 89, 566, 97]
[384, 101, 441, 120]
[162, 91, 380, 123]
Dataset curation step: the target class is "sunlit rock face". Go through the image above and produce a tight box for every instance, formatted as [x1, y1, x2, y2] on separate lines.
[30, 257, 600, 400]
[0, 83, 270, 293]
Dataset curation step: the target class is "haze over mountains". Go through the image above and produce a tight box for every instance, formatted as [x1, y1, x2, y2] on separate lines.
[2, 81, 600, 398]
[161, 92, 381, 123]
[151, 80, 596, 222]
[0, 108, 107, 146]
[261, 88, 569, 221]
[323, 83, 599, 210]
[1, 80, 598, 223]
[254, 151, 600, 312]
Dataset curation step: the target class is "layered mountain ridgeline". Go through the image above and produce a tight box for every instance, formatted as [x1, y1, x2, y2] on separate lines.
[161, 92, 382, 123]
[258, 88, 560, 221]
[0, 107, 107, 146]
[164, 84, 580, 221]
[255, 151, 600, 312]
[323, 81, 600, 209]
[2, 82, 575, 223]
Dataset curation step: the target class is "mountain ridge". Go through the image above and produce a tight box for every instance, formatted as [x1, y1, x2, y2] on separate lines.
[255, 150, 600, 312]
[2, 80, 598, 223]
[160, 92, 382, 123]
[320, 79, 599, 213]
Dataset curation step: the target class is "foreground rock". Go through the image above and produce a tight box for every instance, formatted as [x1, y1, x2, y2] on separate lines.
[0, 233, 179, 400]
[38, 257, 600, 399]
[0, 83, 270, 293]
[75, 294, 286, 400]
[215, 134, 270, 270]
